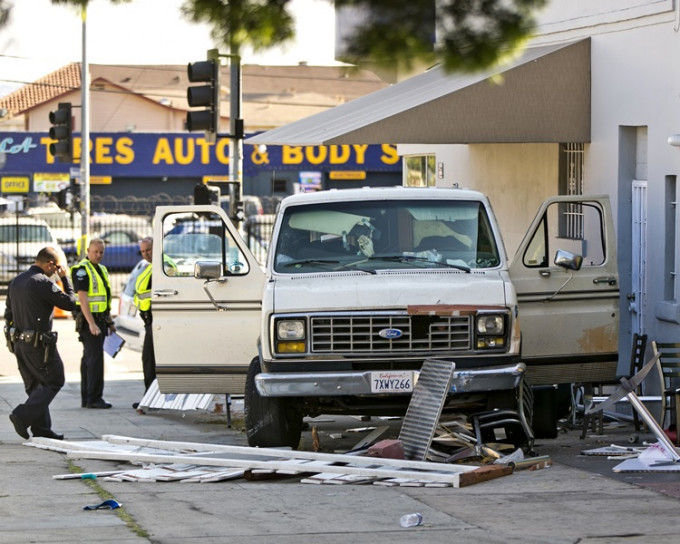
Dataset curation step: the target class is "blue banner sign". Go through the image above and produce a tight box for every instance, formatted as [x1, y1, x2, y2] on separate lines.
[0, 132, 401, 178]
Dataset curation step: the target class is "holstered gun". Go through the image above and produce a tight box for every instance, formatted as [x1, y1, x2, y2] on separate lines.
[40, 331, 58, 366]
[4, 325, 15, 354]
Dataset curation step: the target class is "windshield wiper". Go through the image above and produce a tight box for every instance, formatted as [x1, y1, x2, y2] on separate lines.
[283, 259, 340, 267]
[368, 254, 471, 273]
[282, 259, 376, 274]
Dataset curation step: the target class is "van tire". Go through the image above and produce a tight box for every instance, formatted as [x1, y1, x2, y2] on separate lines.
[530, 385, 558, 439]
[244, 357, 304, 449]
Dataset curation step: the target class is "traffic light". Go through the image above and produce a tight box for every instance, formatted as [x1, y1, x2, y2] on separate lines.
[186, 59, 220, 135]
[48, 102, 72, 162]
[193, 183, 220, 205]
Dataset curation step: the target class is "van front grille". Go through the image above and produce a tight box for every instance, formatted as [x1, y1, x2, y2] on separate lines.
[310, 314, 471, 354]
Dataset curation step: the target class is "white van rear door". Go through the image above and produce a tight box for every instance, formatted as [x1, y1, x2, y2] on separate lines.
[508, 195, 619, 386]
[151, 205, 265, 394]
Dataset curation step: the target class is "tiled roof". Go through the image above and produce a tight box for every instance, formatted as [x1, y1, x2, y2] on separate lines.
[0, 62, 388, 121]
[0, 63, 81, 116]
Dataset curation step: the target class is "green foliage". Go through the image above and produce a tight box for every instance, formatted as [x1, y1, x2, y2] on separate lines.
[181, 0, 295, 55]
[337, 0, 548, 73]
[49, 0, 131, 7]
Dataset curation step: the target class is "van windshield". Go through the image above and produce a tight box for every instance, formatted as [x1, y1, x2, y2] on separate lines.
[273, 199, 501, 273]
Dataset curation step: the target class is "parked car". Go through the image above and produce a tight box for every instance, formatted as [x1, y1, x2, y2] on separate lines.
[0, 216, 67, 284]
[63, 228, 147, 272]
[113, 258, 148, 351]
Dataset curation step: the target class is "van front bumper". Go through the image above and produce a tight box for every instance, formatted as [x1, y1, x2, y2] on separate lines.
[254, 362, 526, 397]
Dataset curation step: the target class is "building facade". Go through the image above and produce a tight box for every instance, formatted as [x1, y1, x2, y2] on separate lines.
[249, 0, 680, 375]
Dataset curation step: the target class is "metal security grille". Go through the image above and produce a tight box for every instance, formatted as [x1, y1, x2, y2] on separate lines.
[562, 142, 584, 239]
[310, 313, 471, 354]
[398, 359, 456, 461]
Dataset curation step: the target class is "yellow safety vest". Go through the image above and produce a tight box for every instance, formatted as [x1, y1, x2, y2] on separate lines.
[74, 259, 111, 313]
[163, 254, 178, 275]
[134, 263, 152, 312]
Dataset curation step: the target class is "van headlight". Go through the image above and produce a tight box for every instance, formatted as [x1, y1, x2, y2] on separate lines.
[475, 314, 506, 349]
[275, 319, 306, 353]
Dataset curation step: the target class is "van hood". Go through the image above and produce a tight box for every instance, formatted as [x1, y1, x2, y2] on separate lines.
[272, 270, 508, 313]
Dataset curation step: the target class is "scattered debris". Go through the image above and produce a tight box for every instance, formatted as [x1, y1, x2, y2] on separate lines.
[137, 380, 214, 412]
[399, 513, 423, 528]
[29, 434, 498, 488]
[83, 499, 121, 511]
[613, 443, 680, 473]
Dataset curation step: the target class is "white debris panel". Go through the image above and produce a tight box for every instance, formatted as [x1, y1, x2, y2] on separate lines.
[26, 434, 486, 487]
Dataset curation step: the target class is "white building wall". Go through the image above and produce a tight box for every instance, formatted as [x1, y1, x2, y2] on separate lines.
[402, 0, 680, 363]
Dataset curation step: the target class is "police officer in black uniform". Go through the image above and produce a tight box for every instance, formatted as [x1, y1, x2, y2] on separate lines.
[4, 247, 77, 440]
[72, 238, 115, 409]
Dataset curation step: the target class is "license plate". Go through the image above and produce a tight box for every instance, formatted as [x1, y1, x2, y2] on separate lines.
[370, 371, 414, 393]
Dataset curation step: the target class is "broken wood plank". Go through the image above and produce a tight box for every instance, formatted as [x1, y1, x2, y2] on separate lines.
[457, 465, 513, 488]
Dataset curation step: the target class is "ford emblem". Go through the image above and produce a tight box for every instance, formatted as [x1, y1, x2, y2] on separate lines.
[379, 328, 403, 339]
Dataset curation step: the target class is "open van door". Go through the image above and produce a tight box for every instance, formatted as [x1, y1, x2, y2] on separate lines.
[151, 205, 265, 394]
[509, 195, 619, 387]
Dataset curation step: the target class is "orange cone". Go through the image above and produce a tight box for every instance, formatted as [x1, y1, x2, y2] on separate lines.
[54, 280, 68, 319]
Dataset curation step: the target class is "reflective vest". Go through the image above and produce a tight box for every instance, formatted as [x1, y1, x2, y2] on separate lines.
[74, 259, 111, 314]
[134, 263, 152, 311]
[163, 254, 178, 275]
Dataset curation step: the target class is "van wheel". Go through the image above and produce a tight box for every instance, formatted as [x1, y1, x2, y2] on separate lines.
[244, 357, 303, 449]
[530, 385, 558, 439]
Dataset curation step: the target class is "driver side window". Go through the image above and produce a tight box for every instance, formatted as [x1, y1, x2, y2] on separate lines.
[161, 212, 250, 276]
[523, 202, 606, 268]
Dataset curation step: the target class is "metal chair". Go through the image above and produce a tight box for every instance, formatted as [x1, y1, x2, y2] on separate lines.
[651, 340, 680, 444]
[579, 333, 647, 437]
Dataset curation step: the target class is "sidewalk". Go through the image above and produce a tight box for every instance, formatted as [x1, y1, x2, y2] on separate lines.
[2, 316, 680, 542]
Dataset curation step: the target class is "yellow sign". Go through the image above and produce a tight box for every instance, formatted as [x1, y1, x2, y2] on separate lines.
[1, 176, 30, 193]
[329, 171, 367, 180]
[202, 175, 230, 183]
[33, 172, 69, 193]
[90, 176, 112, 185]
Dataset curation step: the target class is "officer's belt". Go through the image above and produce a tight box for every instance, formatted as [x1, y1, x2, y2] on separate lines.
[16, 330, 36, 343]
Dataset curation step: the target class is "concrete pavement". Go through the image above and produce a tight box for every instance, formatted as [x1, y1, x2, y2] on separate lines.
[2, 314, 680, 543]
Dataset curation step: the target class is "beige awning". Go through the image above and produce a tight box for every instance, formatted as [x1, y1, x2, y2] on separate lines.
[246, 39, 590, 146]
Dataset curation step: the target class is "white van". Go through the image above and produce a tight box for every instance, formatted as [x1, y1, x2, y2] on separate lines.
[150, 187, 619, 448]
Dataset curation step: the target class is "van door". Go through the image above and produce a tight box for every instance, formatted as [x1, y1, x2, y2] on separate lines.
[508, 195, 619, 386]
[151, 205, 265, 394]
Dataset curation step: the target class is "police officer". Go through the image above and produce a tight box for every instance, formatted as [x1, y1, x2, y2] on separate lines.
[73, 238, 115, 409]
[4, 247, 77, 440]
[132, 237, 176, 409]
[133, 237, 154, 403]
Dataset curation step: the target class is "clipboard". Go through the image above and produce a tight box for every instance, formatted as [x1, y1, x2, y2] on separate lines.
[104, 331, 126, 358]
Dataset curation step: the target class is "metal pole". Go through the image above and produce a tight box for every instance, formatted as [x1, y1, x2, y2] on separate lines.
[229, 53, 242, 212]
[79, 6, 90, 249]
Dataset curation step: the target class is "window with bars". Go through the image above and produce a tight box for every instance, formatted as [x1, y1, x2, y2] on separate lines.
[559, 143, 584, 239]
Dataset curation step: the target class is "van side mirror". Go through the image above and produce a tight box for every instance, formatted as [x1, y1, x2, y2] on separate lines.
[554, 249, 583, 271]
[194, 260, 222, 279]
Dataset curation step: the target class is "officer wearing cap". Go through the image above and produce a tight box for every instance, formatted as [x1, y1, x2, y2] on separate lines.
[72, 238, 115, 409]
[4, 247, 77, 440]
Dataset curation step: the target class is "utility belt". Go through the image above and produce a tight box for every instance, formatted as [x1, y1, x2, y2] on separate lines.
[4, 326, 58, 364]
[74, 311, 112, 332]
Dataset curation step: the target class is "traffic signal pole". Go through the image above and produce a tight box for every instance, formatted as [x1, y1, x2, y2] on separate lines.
[229, 53, 243, 212]
[80, 5, 90, 247]
[186, 50, 244, 224]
